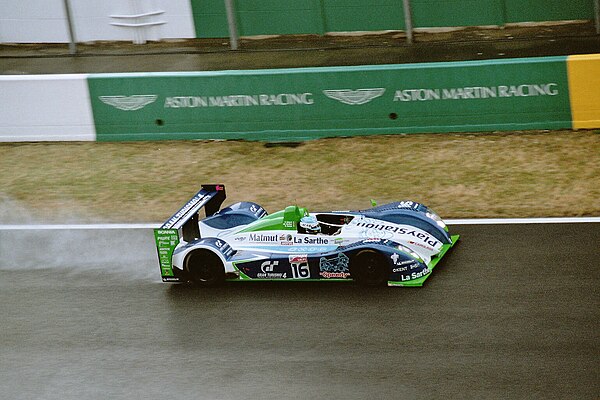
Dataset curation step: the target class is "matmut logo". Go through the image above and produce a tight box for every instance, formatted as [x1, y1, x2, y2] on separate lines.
[323, 88, 385, 105]
[99, 95, 158, 111]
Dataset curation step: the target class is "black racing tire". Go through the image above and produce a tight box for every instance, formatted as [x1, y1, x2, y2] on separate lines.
[184, 249, 225, 286]
[350, 250, 389, 287]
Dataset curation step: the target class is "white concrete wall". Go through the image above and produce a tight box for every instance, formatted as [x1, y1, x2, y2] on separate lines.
[0, 75, 96, 141]
[0, 0, 69, 42]
[0, 0, 195, 43]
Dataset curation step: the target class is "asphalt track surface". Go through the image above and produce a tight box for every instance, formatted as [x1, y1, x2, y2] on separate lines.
[1, 223, 598, 399]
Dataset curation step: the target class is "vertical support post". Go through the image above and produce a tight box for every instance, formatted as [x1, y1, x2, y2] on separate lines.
[63, 0, 77, 54]
[402, 0, 414, 44]
[224, 0, 239, 50]
[316, 0, 327, 35]
[594, 0, 600, 34]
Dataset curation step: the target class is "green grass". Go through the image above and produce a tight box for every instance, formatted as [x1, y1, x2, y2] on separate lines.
[0, 130, 598, 223]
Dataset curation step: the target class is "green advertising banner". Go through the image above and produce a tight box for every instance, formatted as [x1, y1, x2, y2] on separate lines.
[88, 56, 572, 142]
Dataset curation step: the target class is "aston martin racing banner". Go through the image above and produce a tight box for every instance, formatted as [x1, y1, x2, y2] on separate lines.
[86, 55, 587, 142]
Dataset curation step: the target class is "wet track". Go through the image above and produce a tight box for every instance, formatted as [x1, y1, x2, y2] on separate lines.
[0, 222, 598, 399]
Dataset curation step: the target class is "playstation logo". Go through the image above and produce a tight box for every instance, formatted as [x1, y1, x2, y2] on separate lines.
[99, 95, 158, 111]
[322, 88, 385, 105]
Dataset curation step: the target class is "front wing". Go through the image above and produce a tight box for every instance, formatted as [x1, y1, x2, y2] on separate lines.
[388, 235, 460, 287]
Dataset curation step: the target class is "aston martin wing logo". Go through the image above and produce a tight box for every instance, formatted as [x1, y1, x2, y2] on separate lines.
[322, 88, 386, 105]
[99, 95, 158, 111]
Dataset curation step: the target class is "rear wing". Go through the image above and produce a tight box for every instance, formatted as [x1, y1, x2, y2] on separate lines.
[154, 184, 226, 282]
[161, 184, 226, 240]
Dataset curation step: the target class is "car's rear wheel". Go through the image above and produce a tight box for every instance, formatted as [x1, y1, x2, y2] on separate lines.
[350, 250, 389, 286]
[184, 250, 225, 286]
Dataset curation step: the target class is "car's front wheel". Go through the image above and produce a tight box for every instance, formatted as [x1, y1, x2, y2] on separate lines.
[184, 249, 225, 286]
[350, 250, 389, 286]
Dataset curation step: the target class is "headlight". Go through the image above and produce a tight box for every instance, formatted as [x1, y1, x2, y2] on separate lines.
[426, 212, 447, 231]
[397, 245, 423, 263]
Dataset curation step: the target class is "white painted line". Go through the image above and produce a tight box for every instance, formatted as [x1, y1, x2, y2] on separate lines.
[446, 217, 600, 225]
[0, 74, 90, 81]
[0, 223, 159, 230]
[0, 217, 598, 230]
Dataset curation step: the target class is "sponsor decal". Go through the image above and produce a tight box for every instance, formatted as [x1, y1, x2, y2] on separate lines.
[355, 222, 440, 248]
[289, 255, 308, 264]
[299, 236, 329, 245]
[393, 83, 559, 102]
[400, 267, 431, 281]
[278, 234, 294, 245]
[277, 236, 331, 245]
[234, 236, 246, 241]
[289, 255, 310, 279]
[164, 93, 314, 108]
[397, 201, 418, 209]
[249, 233, 278, 242]
[156, 231, 178, 246]
[261, 261, 278, 273]
[323, 88, 385, 105]
[360, 229, 393, 240]
[283, 221, 295, 228]
[155, 228, 179, 277]
[408, 241, 434, 251]
[319, 253, 350, 279]
[320, 272, 350, 279]
[257, 260, 286, 279]
[162, 192, 209, 229]
[209, 240, 233, 257]
[99, 95, 158, 111]
[391, 253, 418, 273]
[392, 263, 420, 273]
[391, 253, 411, 266]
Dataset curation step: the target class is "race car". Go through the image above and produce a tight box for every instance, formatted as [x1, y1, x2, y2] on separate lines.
[154, 184, 459, 287]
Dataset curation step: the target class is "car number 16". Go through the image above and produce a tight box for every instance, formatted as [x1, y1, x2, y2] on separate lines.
[290, 262, 310, 279]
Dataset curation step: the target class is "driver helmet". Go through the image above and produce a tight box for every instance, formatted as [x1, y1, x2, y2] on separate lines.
[299, 215, 321, 234]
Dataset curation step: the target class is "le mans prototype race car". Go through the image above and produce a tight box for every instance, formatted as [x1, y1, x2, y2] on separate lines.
[154, 185, 459, 287]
